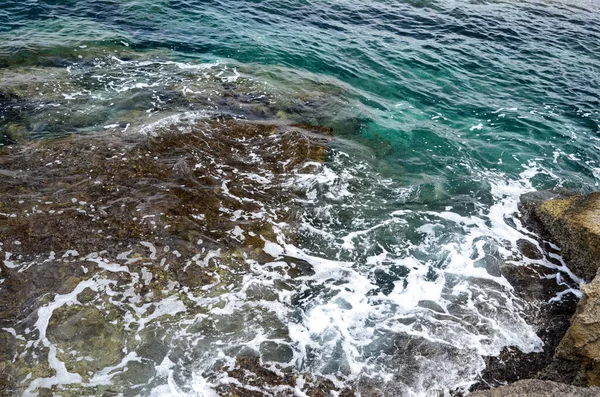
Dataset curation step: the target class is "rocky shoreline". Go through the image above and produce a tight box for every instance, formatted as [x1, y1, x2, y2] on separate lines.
[473, 191, 600, 395]
[1, 53, 598, 396]
[0, 117, 352, 396]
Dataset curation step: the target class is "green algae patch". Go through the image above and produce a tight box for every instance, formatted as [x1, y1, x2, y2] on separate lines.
[49, 305, 126, 378]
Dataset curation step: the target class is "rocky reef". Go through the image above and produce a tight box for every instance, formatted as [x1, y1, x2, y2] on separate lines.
[2, 49, 599, 396]
[0, 50, 353, 147]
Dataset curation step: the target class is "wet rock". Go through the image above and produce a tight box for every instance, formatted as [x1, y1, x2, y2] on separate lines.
[0, 331, 17, 397]
[469, 379, 600, 397]
[472, 259, 579, 391]
[555, 268, 600, 386]
[47, 305, 125, 377]
[217, 355, 296, 396]
[472, 189, 596, 392]
[0, 119, 329, 258]
[516, 239, 544, 260]
[519, 190, 600, 281]
[217, 355, 354, 397]
[476, 316, 579, 390]
[503, 190, 600, 389]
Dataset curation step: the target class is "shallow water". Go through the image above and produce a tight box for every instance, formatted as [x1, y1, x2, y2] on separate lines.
[0, 0, 599, 396]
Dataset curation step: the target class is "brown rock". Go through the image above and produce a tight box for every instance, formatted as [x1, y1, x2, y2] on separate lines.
[519, 191, 600, 387]
[469, 379, 600, 397]
[0, 118, 332, 395]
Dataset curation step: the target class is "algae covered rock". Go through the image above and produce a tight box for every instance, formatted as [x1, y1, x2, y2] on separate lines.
[469, 379, 600, 397]
[519, 191, 600, 281]
[0, 50, 348, 146]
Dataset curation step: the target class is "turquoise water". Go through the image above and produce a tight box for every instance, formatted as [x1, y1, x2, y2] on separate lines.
[2, 0, 599, 190]
[1, 0, 599, 396]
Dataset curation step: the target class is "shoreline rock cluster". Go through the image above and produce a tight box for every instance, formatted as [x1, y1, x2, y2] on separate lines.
[474, 191, 600, 395]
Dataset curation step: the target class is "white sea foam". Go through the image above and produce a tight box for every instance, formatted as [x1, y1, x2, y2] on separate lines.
[262, 145, 578, 394]
[3, 137, 582, 396]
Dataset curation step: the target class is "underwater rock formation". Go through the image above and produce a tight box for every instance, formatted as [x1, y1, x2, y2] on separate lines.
[555, 268, 600, 386]
[0, 117, 351, 396]
[470, 379, 600, 397]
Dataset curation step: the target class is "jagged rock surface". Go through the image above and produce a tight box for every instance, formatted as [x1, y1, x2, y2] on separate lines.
[517, 191, 600, 388]
[556, 268, 600, 386]
[519, 191, 600, 281]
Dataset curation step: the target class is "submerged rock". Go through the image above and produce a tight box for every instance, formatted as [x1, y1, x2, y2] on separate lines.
[0, 52, 351, 146]
[519, 190, 600, 281]
[47, 305, 125, 377]
[474, 261, 578, 388]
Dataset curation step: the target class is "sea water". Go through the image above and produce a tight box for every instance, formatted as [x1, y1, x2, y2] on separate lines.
[0, 0, 599, 396]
